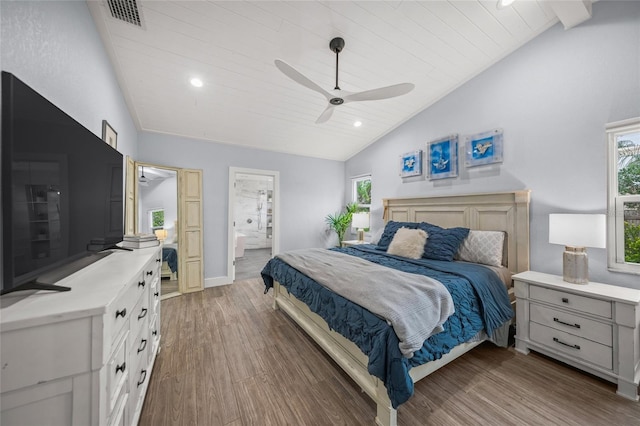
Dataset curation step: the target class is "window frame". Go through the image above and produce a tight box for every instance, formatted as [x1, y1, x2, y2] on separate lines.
[606, 117, 640, 275]
[351, 174, 371, 210]
[149, 208, 165, 232]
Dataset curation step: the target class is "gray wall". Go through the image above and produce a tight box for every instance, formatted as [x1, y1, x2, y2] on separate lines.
[139, 175, 178, 240]
[0, 0, 138, 159]
[137, 132, 345, 280]
[346, 1, 640, 289]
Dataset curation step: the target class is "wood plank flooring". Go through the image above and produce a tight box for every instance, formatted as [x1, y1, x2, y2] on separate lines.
[139, 279, 640, 426]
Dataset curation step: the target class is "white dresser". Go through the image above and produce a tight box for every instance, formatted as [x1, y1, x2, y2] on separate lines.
[514, 271, 640, 400]
[0, 246, 162, 426]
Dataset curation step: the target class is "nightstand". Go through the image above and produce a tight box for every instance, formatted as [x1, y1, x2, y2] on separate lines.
[341, 240, 370, 248]
[514, 271, 640, 400]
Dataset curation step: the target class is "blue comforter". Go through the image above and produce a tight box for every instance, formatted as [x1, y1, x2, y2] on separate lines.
[162, 247, 178, 273]
[261, 245, 513, 408]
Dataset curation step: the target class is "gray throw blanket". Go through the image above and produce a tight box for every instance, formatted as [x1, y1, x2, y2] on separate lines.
[277, 248, 455, 358]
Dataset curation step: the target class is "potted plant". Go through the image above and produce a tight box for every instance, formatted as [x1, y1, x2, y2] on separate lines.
[325, 202, 358, 246]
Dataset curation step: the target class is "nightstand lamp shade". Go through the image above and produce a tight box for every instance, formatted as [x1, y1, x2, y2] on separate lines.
[154, 229, 168, 241]
[352, 212, 370, 242]
[549, 214, 606, 284]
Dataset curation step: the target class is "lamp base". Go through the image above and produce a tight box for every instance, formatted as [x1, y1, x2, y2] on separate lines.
[563, 246, 589, 284]
[357, 229, 365, 242]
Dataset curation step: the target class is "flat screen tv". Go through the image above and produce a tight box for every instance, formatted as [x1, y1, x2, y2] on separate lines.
[1, 71, 124, 295]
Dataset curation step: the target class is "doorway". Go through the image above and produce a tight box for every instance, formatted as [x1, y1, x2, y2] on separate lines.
[228, 167, 279, 282]
[137, 165, 179, 299]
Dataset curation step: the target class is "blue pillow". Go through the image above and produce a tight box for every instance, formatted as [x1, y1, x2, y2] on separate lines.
[418, 222, 470, 261]
[376, 221, 419, 250]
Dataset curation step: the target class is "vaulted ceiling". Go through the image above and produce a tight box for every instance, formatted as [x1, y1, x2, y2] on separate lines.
[88, 0, 592, 161]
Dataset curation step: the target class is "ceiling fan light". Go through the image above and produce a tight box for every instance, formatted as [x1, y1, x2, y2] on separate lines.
[497, 0, 515, 9]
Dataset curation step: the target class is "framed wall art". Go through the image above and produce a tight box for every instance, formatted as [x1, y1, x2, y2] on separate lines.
[399, 150, 422, 178]
[102, 120, 117, 149]
[427, 135, 458, 180]
[465, 128, 503, 167]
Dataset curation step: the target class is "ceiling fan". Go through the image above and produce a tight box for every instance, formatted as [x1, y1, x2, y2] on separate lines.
[275, 37, 415, 124]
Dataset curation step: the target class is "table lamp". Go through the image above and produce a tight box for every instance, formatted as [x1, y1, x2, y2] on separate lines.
[154, 229, 168, 241]
[351, 212, 370, 242]
[549, 213, 606, 284]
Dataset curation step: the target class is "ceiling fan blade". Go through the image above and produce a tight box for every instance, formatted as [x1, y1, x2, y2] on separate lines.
[275, 60, 332, 100]
[343, 83, 415, 103]
[315, 105, 335, 124]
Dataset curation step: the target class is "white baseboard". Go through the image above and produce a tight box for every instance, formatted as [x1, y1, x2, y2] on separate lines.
[204, 276, 232, 288]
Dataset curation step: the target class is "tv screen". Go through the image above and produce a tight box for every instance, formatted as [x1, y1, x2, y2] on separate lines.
[1, 71, 124, 295]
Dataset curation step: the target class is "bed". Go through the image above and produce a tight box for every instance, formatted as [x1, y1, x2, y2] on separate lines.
[161, 243, 178, 280]
[261, 191, 530, 426]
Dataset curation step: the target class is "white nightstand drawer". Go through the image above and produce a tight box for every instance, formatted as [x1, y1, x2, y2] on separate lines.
[530, 304, 613, 346]
[530, 322, 612, 370]
[530, 286, 612, 319]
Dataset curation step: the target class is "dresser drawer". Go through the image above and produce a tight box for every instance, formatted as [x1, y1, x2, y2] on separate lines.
[107, 332, 129, 413]
[530, 304, 613, 346]
[530, 322, 613, 370]
[530, 286, 612, 319]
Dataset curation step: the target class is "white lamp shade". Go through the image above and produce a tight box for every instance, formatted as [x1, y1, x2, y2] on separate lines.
[549, 214, 606, 248]
[352, 212, 370, 229]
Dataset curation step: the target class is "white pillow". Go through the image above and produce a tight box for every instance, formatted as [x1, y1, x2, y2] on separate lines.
[456, 230, 505, 267]
[387, 228, 428, 259]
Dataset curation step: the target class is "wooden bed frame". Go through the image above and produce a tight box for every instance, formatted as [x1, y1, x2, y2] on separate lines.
[272, 191, 531, 426]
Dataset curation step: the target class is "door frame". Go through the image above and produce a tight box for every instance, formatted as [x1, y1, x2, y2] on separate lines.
[228, 167, 280, 282]
[129, 161, 204, 294]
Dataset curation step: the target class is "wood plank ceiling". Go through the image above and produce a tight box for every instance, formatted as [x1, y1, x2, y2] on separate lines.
[88, 1, 581, 161]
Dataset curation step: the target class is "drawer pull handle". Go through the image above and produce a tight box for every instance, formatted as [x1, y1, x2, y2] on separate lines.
[138, 339, 148, 353]
[138, 281, 145, 288]
[146, 271, 153, 276]
[152, 330, 158, 336]
[138, 308, 148, 320]
[561, 297, 569, 304]
[553, 318, 581, 329]
[154, 291, 159, 297]
[553, 337, 580, 350]
[116, 362, 126, 374]
[115, 308, 127, 318]
[156, 258, 161, 263]
[137, 369, 147, 387]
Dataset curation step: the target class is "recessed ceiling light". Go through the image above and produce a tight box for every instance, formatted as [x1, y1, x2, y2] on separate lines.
[354, 121, 362, 128]
[190, 78, 203, 88]
[496, 0, 515, 9]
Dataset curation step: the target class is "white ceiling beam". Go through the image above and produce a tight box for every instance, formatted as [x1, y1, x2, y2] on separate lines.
[547, 0, 593, 30]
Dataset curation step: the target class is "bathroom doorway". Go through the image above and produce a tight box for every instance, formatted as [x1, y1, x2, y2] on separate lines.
[228, 167, 279, 282]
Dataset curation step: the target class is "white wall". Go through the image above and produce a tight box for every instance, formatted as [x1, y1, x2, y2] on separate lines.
[137, 132, 345, 281]
[345, 1, 640, 289]
[139, 175, 178, 239]
[0, 0, 138, 159]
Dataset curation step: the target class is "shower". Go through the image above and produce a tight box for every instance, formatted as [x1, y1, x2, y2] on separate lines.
[257, 190, 266, 230]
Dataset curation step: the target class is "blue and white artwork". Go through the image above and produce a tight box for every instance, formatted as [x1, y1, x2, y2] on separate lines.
[465, 128, 503, 167]
[399, 150, 422, 178]
[428, 135, 458, 180]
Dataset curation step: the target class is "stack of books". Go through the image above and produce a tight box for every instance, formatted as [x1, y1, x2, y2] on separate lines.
[121, 233, 160, 249]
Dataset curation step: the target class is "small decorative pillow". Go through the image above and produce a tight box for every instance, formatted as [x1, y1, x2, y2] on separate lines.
[376, 221, 419, 250]
[418, 222, 470, 261]
[387, 228, 428, 259]
[456, 230, 505, 267]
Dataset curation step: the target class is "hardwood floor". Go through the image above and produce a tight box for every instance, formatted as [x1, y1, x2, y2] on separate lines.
[140, 279, 640, 426]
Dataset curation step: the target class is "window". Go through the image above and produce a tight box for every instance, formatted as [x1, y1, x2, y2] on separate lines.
[149, 208, 165, 231]
[352, 175, 371, 210]
[606, 118, 640, 274]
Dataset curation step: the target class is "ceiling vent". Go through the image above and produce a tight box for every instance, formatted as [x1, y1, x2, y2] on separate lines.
[106, 0, 144, 28]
